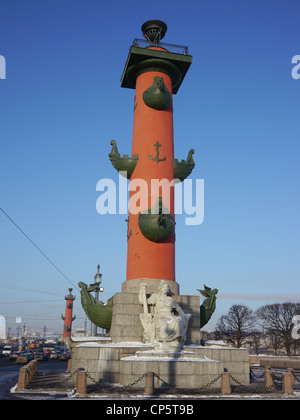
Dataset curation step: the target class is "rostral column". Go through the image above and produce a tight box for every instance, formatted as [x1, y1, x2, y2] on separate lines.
[61, 288, 76, 338]
[109, 20, 194, 294]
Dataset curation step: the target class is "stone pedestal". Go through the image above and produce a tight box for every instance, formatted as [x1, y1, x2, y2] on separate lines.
[70, 282, 249, 391]
[121, 279, 179, 295]
[120, 349, 223, 389]
[109, 282, 201, 345]
[183, 344, 250, 385]
[70, 339, 250, 389]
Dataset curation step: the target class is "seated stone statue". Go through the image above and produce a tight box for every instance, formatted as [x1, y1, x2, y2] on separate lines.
[139, 280, 191, 351]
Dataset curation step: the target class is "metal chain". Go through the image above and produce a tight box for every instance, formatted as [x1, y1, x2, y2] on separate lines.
[62, 367, 300, 395]
[84, 370, 223, 393]
[56, 369, 78, 387]
[292, 371, 300, 383]
[153, 372, 223, 391]
[86, 372, 98, 385]
[250, 368, 265, 379]
[123, 373, 147, 389]
[84, 371, 147, 392]
[195, 373, 223, 390]
[229, 373, 274, 393]
[153, 372, 170, 387]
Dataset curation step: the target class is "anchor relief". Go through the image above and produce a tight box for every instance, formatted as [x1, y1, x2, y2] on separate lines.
[148, 141, 166, 163]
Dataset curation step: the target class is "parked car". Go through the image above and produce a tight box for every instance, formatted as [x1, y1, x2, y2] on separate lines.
[34, 352, 49, 361]
[50, 351, 61, 360]
[16, 353, 34, 364]
[2, 345, 12, 356]
[60, 351, 71, 361]
[9, 351, 21, 361]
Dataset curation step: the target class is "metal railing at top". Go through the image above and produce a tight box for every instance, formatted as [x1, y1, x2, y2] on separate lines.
[132, 38, 190, 56]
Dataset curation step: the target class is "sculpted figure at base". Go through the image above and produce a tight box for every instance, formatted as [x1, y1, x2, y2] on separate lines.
[139, 280, 191, 351]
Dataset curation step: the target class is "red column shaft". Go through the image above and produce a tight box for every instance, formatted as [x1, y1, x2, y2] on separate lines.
[126, 70, 175, 282]
[63, 295, 74, 338]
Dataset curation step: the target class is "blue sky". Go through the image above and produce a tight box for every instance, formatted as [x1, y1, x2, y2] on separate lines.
[0, 0, 299, 335]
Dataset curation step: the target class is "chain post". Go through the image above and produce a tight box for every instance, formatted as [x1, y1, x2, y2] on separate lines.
[144, 372, 155, 395]
[221, 372, 231, 395]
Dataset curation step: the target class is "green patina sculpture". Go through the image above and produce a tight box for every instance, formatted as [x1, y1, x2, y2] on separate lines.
[138, 196, 175, 242]
[173, 149, 195, 182]
[78, 282, 113, 330]
[61, 313, 76, 322]
[198, 285, 218, 328]
[109, 139, 195, 183]
[109, 139, 139, 179]
[143, 75, 171, 110]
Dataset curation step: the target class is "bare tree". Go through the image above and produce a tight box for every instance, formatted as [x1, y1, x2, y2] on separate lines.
[247, 330, 263, 355]
[265, 330, 284, 355]
[215, 305, 255, 348]
[256, 303, 300, 356]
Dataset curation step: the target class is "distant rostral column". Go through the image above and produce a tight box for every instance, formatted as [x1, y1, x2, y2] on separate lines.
[109, 20, 194, 292]
[61, 288, 76, 338]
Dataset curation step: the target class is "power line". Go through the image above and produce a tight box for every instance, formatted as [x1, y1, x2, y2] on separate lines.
[0, 282, 62, 297]
[0, 299, 61, 304]
[0, 207, 79, 292]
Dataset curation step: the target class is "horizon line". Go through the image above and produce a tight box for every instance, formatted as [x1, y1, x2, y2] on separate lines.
[218, 293, 300, 302]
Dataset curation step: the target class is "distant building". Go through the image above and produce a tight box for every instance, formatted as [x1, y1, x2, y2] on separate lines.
[0, 315, 6, 340]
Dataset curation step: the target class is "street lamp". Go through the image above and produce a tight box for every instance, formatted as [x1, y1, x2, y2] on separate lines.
[93, 264, 104, 336]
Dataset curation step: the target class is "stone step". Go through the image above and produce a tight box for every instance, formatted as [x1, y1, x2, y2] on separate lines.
[120, 353, 223, 389]
[135, 349, 215, 361]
